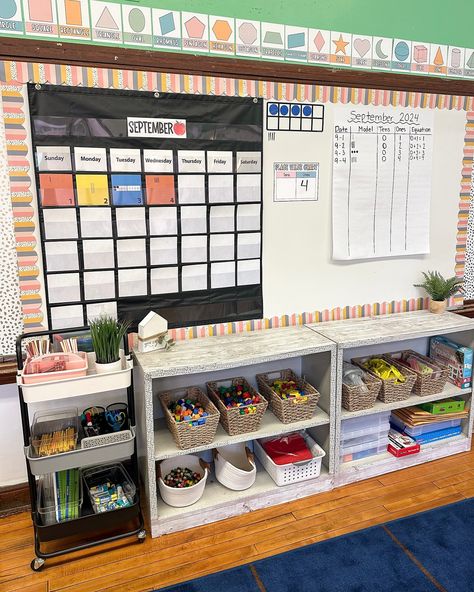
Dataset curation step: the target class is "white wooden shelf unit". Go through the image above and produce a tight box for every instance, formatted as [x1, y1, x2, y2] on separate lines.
[133, 326, 337, 537]
[306, 310, 474, 486]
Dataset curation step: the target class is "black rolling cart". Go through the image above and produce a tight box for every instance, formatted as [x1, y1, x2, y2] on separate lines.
[16, 327, 146, 572]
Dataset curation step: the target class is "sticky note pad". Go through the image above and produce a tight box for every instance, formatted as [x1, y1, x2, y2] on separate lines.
[39, 173, 75, 206]
[76, 174, 110, 206]
[146, 175, 176, 204]
[112, 174, 143, 205]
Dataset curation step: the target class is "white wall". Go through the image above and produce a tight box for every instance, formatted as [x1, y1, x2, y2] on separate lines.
[263, 105, 466, 317]
[0, 383, 27, 486]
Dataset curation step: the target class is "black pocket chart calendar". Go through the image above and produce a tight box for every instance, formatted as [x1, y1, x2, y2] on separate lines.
[28, 85, 263, 330]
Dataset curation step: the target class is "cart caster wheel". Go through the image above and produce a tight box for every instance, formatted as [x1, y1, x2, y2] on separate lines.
[137, 529, 146, 543]
[31, 558, 45, 572]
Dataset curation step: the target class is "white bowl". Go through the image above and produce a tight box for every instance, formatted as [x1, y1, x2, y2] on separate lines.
[158, 454, 208, 507]
[214, 443, 256, 491]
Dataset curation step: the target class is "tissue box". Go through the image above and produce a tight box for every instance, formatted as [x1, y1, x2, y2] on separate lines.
[429, 336, 472, 389]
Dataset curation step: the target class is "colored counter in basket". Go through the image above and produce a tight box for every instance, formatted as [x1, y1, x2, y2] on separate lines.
[429, 336, 472, 389]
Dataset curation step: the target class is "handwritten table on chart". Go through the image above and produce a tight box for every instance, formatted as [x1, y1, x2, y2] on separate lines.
[332, 106, 434, 260]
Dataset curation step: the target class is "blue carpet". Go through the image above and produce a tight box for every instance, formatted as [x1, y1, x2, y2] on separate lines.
[159, 498, 474, 592]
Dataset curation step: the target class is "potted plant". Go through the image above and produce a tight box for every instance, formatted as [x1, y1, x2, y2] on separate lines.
[89, 316, 130, 374]
[414, 271, 463, 314]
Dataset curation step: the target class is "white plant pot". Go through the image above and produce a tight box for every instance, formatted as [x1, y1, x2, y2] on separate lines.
[94, 359, 123, 374]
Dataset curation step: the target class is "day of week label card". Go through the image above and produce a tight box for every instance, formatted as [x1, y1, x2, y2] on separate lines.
[110, 148, 142, 172]
[429, 44, 448, 75]
[351, 35, 373, 69]
[411, 41, 430, 74]
[236, 152, 261, 173]
[122, 4, 152, 46]
[23, 0, 58, 37]
[236, 19, 260, 58]
[392, 38, 412, 72]
[207, 151, 233, 173]
[143, 149, 174, 173]
[447, 46, 465, 77]
[57, 0, 91, 40]
[307, 29, 330, 64]
[91, 0, 123, 44]
[330, 31, 352, 66]
[152, 9, 181, 50]
[37, 146, 72, 171]
[0, 0, 24, 35]
[182, 12, 209, 52]
[285, 25, 308, 62]
[178, 150, 206, 172]
[209, 15, 235, 54]
[372, 37, 392, 70]
[261, 22, 285, 61]
[74, 147, 107, 171]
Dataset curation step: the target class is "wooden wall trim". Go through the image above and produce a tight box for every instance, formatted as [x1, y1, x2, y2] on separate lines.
[0, 360, 17, 386]
[1, 37, 474, 96]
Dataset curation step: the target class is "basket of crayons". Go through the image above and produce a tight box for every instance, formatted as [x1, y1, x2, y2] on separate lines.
[256, 369, 320, 423]
[31, 408, 79, 457]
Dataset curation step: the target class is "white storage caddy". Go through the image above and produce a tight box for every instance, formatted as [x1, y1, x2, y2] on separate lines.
[158, 454, 209, 507]
[254, 431, 326, 486]
[214, 443, 257, 491]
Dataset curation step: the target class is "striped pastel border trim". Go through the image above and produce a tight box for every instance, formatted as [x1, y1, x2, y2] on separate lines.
[0, 60, 468, 336]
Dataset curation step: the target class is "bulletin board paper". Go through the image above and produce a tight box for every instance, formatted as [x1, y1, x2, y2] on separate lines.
[332, 105, 434, 260]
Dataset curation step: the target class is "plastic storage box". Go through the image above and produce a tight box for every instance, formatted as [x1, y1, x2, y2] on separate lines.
[37, 470, 83, 525]
[254, 431, 325, 486]
[31, 408, 79, 457]
[82, 463, 136, 514]
[341, 412, 391, 441]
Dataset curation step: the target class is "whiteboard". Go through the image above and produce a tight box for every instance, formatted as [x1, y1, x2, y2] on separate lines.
[262, 100, 466, 317]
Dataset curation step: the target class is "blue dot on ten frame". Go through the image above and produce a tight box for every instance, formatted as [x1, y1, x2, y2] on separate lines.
[291, 105, 301, 116]
[269, 103, 279, 116]
[280, 104, 289, 116]
[303, 105, 312, 117]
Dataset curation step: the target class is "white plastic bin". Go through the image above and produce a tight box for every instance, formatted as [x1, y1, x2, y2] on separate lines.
[254, 432, 325, 486]
[158, 455, 209, 507]
[214, 443, 256, 491]
[341, 412, 391, 441]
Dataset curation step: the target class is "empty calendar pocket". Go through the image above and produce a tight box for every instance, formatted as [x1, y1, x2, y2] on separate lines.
[237, 259, 260, 285]
[84, 271, 115, 300]
[83, 240, 115, 269]
[237, 204, 261, 231]
[116, 208, 146, 237]
[80, 208, 112, 237]
[208, 175, 234, 203]
[181, 206, 207, 234]
[51, 305, 84, 330]
[237, 174, 261, 202]
[117, 239, 146, 268]
[210, 234, 234, 261]
[182, 264, 208, 291]
[149, 207, 178, 235]
[43, 209, 78, 240]
[211, 262, 236, 289]
[181, 235, 208, 263]
[47, 273, 81, 304]
[210, 206, 235, 233]
[45, 241, 78, 272]
[151, 267, 179, 294]
[237, 233, 261, 259]
[118, 268, 147, 297]
[178, 175, 206, 203]
[150, 237, 178, 265]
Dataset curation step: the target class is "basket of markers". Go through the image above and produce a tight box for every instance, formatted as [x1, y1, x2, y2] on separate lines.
[256, 369, 320, 423]
[159, 387, 220, 450]
[206, 377, 268, 436]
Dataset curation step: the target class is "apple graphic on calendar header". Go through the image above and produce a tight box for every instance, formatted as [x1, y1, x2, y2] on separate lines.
[173, 121, 186, 136]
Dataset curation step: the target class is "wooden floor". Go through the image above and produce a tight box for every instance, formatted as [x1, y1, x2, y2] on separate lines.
[2, 445, 474, 592]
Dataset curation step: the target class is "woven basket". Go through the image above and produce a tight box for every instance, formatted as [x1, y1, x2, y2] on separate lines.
[341, 371, 382, 412]
[352, 356, 416, 403]
[206, 377, 268, 436]
[256, 369, 320, 424]
[384, 350, 449, 397]
[159, 387, 220, 450]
